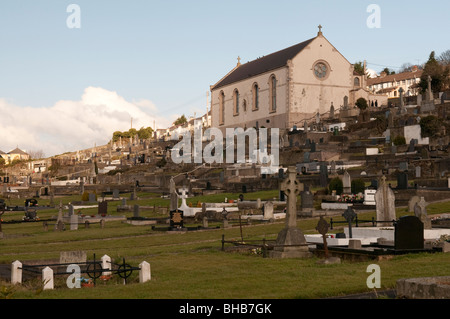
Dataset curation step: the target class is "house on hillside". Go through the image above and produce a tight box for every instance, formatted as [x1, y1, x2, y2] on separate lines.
[1, 148, 30, 165]
[367, 66, 423, 99]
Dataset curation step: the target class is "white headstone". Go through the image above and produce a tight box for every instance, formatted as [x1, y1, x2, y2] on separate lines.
[11, 260, 22, 285]
[139, 261, 151, 283]
[70, 214, 78, 230]
[101, 255, 112, 276]
[42, 266, 54, 290]
[263, 201, 274, 220]
[343, 171, 351, 194]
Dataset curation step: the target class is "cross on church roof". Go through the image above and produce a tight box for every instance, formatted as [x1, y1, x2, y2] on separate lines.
[237, 56, 241, 66]
[318, 24, 323, 35]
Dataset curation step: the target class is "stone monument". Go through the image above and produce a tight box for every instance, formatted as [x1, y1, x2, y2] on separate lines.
[375, 176, 396, 226]
[414, 197, 432, 229]
[269, 166, 311, 258]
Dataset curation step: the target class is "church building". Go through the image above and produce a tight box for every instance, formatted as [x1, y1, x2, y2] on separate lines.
[210, 26, 380, 133]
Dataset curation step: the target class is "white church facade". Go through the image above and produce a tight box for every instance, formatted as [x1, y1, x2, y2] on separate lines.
[210, 27, 383, 133]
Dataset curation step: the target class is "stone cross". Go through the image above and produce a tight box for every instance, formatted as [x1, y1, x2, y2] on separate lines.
[342, 206, 357, 238]
[169, 178, 178, 211]
[178, 187, 189, 210]
[427, 75, 433, 101]
[316, 216, 330, 258]
[280, 166, 303, 228]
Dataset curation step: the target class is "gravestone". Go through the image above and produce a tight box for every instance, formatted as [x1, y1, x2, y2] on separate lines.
[169, 178, 178, 211]
[133, 205, 140, 218]
[330, 161, 336, 174]
[263, 201, 274, 220]
[395, 216, 424, 250]
[408, 139, 416, 153]
[388, 111, 394, 128]
[343, 171, 351, 194]
[270, 166, 310, 258]
[170, 209, 184, 229]
[300, 189, 314, 212]
[303, 152, 310, 163]
[375, 176, 396, 226]
[315, 216, 335, 262]
[415, 166, 421, 178]
[399, 162, 408, 171]
[397, 172, 408, 189]
[414, 197, 431, 229]
[98, 201, 108, 216]
[88, 193, 96, 203]
[68, 204, 74, 217]
[319, 163, 328, 188]
[310, 141, 316, 152]
[55, 201, 64, 231]
[70, 213, 78, 230]
[343, 206, 357, 238]
[305, 139, 311, 148]
[59, 251, 87, 264]
[113, 189, 120, 199]
[408, 196, 420, 213]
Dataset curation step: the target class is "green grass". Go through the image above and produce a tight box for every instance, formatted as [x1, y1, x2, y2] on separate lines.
[1, 191, 450, 299]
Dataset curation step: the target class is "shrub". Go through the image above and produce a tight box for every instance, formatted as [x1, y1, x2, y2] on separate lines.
[328, 177, 343, 195]
[351, 179, 366, 194]
[393, 136, 406, 146]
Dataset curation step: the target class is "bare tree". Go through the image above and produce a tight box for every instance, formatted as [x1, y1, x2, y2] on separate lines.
[27, 149, 46, 159]
[438, 49, 450, 65]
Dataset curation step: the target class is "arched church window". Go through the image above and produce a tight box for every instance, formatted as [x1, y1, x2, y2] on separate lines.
[252, 83, 259, 111]
[233, 89, 239, 115]
[219, 91, 225, 125]
[269, 75, 277, 112]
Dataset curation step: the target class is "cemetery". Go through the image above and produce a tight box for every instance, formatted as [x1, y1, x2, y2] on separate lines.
[1, 86, 450, 299]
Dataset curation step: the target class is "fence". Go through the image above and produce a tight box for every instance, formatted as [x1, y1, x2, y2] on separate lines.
[329, 216, 396, 229]
[221, 235, 310, 258]
[10, 254, 151, 290]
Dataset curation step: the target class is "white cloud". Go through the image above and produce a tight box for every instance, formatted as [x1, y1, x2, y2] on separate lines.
[0, 87, 172, 157]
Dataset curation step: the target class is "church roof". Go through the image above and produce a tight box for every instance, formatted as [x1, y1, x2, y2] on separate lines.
[8, 148, 29, 155]
[212, 37, 316, 90]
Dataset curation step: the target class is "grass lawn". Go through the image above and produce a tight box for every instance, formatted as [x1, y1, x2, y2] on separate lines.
[1, 191, 449, 299]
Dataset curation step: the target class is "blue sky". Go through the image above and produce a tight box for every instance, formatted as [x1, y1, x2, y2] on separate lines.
[0, 0, 449, 156]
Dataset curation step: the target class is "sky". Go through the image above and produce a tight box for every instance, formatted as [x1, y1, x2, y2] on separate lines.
[0, 0, 449, 157]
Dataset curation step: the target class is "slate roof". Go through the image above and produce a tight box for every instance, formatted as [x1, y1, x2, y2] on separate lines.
[8, 148, 29, 155]
[367, 70, 423, 86]
[212, 37, 316, 90]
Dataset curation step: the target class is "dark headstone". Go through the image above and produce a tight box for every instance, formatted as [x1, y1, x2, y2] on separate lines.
[98, 201, 108, 216]
[394, 216, 424, 250]
[319, 163, 328, 188]
[170, 210, 184, 229]
[397, 172, 408, 189]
